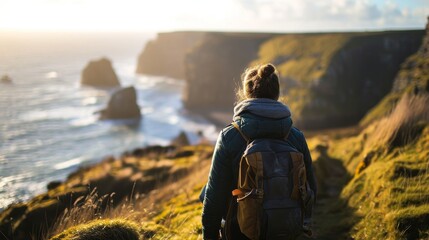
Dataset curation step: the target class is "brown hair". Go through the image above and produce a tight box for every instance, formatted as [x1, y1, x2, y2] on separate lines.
[237, 63, 280, 101]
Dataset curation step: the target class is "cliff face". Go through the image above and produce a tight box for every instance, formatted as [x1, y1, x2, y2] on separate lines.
[183, 32, 275, 111]
[300, 31, 423, 128]
[136, 32, 206, 79]
[361, 18, 429, 126]
[136, 30, 424, 129]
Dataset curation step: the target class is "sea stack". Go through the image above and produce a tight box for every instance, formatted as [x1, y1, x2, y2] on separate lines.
[81, 58, 120, 87]
[171, 131, 190, 147]
[99, 86, 141, 120]
[1, 74, 12, 84]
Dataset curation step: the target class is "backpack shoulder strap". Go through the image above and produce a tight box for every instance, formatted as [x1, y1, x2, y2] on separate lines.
[231, 122, 250, 143]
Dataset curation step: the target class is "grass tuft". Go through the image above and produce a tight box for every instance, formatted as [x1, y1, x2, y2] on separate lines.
[50, 219, 141, 240]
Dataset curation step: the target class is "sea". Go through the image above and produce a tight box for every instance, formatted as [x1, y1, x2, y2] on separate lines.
[0, 32, 218, 210]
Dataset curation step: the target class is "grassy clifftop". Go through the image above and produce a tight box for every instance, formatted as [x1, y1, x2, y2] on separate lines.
[251, 33, 351, 84]
[253, 31, 423, 129]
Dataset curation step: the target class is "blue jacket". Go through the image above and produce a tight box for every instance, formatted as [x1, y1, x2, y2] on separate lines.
[202, 98, 317, 239]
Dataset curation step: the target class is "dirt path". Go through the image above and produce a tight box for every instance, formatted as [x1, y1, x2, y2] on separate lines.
[302, 141, 356, 240]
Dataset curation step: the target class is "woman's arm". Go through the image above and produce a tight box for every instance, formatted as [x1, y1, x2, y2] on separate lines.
[301, 135, 317, 199]
[202, 131, 233, 239]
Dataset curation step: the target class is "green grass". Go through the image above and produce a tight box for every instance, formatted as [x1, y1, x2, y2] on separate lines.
[50, 219, 141, 240]
[251, 34, 351, 84]
[47, 145, 213, 240]
[152, 184, 205, 240]
[325, 94, 429, 239]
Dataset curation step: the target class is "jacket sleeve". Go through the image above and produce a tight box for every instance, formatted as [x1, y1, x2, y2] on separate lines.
[202, 131, 233, 239]
[300, 134, 317, 201]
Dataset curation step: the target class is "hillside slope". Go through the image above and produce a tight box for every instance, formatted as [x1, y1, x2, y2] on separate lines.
[2, 98, 427, 239]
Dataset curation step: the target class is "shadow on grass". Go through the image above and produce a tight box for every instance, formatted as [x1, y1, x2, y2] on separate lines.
[302, 144, 360, 240]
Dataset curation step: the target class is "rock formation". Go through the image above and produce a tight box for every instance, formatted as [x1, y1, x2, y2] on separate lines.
[81, 58, 120, 87]
[1, 74, 12, 84]
[171, 131, 190, 147]
[136, 32, 206, 79]
[99, 86, 141, 120]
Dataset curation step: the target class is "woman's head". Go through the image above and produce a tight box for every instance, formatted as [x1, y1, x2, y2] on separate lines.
[238, 63, 280, 101]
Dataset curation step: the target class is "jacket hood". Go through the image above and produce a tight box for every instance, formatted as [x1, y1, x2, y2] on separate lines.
[233, 98, 293, 140]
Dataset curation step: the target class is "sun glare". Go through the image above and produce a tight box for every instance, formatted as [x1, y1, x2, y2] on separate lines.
[0, 0, 186, 32]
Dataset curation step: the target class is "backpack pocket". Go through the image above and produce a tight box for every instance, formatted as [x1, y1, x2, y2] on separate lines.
[262, 207, 303, 240]
[234, 153, 264, 240]
[236, 192, 263, 240]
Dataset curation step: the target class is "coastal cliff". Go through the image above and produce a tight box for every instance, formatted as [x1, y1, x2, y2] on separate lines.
[184, 32, 275, 111]
[137, 30, 423, 129]
[136, 32, 206, 79]
[361, 18, 429, 126]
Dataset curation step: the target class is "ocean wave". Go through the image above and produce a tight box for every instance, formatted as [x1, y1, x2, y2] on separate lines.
[45, 71, 58, 79]
[2, 129, 28, 141]
[69, 116, 98, 127]
[53, 157, 84, 170]
[0, 155, 6, 164]
[19, 107, 96, 122]
[81, 97, 98, 106]
[0, 172, 34, 185]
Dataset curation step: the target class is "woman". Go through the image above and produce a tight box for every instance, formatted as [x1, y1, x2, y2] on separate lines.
[201, 63, 317, 240]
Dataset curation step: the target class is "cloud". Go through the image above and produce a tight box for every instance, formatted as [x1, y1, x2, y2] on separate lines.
[0, 0, 427, 31]
[228, 0, 428, 31]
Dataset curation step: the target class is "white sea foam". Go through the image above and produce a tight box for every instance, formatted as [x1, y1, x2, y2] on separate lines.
[81, 97, 98, 106]
[54, 157, 84, 170]
[19, 107, 93, 122]
[69, 116, 97, 127]
[45, 71, 58, 79]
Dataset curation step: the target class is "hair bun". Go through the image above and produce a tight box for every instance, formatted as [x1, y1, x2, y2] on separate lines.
[259, 64, 275, 78]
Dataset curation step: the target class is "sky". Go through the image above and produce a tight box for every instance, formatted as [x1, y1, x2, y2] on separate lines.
[0, 0, 428, 32]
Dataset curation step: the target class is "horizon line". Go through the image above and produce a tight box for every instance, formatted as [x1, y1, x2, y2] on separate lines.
[0, 26, 425, 35]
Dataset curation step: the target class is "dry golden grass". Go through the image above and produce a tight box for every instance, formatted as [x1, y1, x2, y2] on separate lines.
[368, 93, 429, 150]
[45, 145, 213, 240]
